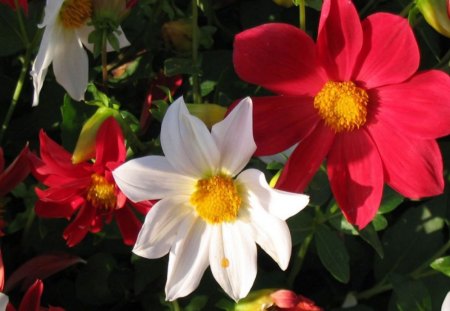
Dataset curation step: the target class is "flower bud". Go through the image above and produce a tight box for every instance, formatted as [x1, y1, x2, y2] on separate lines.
[72, 107, 118, 164]
[186, 103, 227, 129]
[416, 0, 450, 37]
[93, 0, 129, 22]
[233, 289, 274, 310]
[162, 20, 193, 52]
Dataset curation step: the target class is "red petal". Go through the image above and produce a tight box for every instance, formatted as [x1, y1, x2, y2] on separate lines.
[5, 253, 84, 292]
[317, 0, 363, 80]
[0, 149, 4, 173]
[327, 130, 384, 229]
[94, 117, 126, 168]
[0, 251, 4, 291]
[250, 96, 320, 156]
[129, 199, 153, 215]
[0, 144, 30, 196]
[18, 279, 42, 311]
[115, 206, 142, 245]
[372, 70, 450, 139]
[354, 13, 419, 88]
[276, 124, 335, 192]
[35, 188, 84, 218]
[233, 23, 326, 97]
[367, 121, 444, 199]
[63, 204, 95, 247]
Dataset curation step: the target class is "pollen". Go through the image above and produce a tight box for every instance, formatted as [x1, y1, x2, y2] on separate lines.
[86, 174, 117, 211]
[221, 258, 230, 268]
[59, 0, 92, 29]
[190, 175, 242, 224]
[313, 81, 369, 133]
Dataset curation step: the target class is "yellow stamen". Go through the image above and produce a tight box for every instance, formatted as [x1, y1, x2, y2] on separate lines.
[59, 0, 92, 29]
[86, 174, 117, 211]
[221, 258, 230, 268]
[190, 175, 242, 224]
[314, 81, 369, 132]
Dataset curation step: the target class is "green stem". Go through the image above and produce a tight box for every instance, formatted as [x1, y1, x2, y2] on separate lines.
[356, 279, 392, 300]
[191, 0, 201, 104]
[287, 232, 314, 287]
[0, 46, 32, 144]
[400, 2, 414, 18]
[171, 300, 181, 311]
[298, 0, 306, 31]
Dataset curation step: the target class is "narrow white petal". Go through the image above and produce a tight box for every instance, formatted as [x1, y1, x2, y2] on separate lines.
[0, 293, 8, 311]
[442, 292, 450, 311]
[211, 97, 256, 176]
[133, 196, 192, 259]
[165, 218, 211, 301]
[40, 0, 64, 27]
[248, 205, 292, 270]
[52, 29, 88, 101]
[31, 24, 57, 106]
[209, 223, 257, 301]
[237, 169, 309, 220]
[161, 97, 220, 177]
[113, 156, 196, 202]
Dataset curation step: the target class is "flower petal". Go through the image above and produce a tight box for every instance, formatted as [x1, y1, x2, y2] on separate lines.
[113, 156, 195, 202]
[18, 279, 43, 311]
[233, 23, 326, 96]
[237, 168, 309, 220]
[354, 13, 419, 88]
[442, 292, 450, 311]
[249, 96, 320, 156]
[114, 206, 142, 246]
[35, 187, 84, 218]
[63, 203, 96, 247]
[0, 144, 30, 196]
[209, 223, 257, 301]
[367, 120, 444, 199]
[94, 117, 126, 166]
[165, 218, 211, 301]
[247, 205, 293, 270]
[30, 24, 57, 106]
[211, 97, 256, 175]
[0, 293, 8, 311]
[133, 196, 191, 259]
[161, 97, 220, 177]
[372, 70, 450, 139]
[39, 0, 63, 28]
[276, 124, 335, 192]
[52, 28, 88, 101]
[327, 130, 384, 229]
[317, 0, 363, 80]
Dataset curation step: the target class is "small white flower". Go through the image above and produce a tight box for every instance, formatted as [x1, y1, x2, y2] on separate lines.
[113, 97, 309, 301]
[30, 0, 130, 106]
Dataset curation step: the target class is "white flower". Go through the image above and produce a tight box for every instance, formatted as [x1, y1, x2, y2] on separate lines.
[30, 0, 130, 106]
[442, 292, 450, 311]
[113, 97, 309, 301]
[0, 293, 8, 311]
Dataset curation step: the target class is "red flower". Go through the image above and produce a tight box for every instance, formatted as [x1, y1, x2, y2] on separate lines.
[0, 0, 28, 14]
[29, 117, 152, 247]
[271, 290, 323, 311]
[233, 0, 450, 228]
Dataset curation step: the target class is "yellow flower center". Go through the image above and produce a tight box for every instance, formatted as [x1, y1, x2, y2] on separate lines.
[59, 0, 92, 29]
[190, 175, 242, 224]
[313, 81, 369, 132]
[86, 174, 117, 211]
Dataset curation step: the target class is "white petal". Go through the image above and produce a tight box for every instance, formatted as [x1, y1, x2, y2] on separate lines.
[211, 97, 256, 176]
[113, 156, 195, 202]
[40, 0, 63, 27]
[209, 223, 257, 301]
[30, 24, 57, 106]
[165, 218, 211, 301]
[0, 293, 8, 311]
[133, 196, 192, 259]
[442, 292, 450, 311]
[52, 29, 88, 101]
[237, 169, 309, 220]
[248, 205, 292, 270]
[161, 97, 220, 178]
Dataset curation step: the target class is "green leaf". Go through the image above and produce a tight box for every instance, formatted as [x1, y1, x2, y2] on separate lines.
[185, 295, 208, 311]
[390, 275, 431, 311]
[378, 186, 403, 214]
[430, 256, 450, 277]
[372, 214, 388, 231]
[164, 57, 197, 76]
[0, 4, 24, 56]
[287, 207, 315, 246]
[315, 224, 350, 283]
[200, 80, 217, 97]
[359, 224, 384, 258]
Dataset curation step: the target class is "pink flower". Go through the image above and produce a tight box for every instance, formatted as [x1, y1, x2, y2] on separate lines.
[233, 0, 450, 228]
[0, 0, 28, 14]
[271, 290, 323, 311]
[29, 117, 152, 247]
